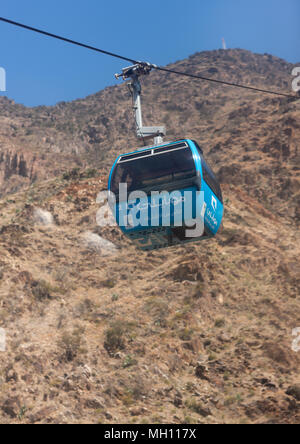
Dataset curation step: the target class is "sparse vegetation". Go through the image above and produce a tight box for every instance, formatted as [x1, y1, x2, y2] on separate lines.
[31, 280, 52, 301]
[58, 326, 86, 362]
[215, 318, 226, 328]
[62, 168, 81, 181]
[122, 355, 138, 369]
[185, 400, 211, 418]
[104, 322, 128, 354]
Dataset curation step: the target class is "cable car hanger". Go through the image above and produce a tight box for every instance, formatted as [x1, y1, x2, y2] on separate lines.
[115, 62, 166, 146]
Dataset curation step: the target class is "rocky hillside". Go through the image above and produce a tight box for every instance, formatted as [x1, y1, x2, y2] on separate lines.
[0, 49, 299, 221]
[0, 49, 299, 424]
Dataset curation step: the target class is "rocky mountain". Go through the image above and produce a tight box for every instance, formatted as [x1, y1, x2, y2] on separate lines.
[0, 49, 299, 424]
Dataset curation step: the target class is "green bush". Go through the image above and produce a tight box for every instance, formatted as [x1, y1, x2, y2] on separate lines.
[104, 323, 126, 354]
[62, 168, 80, 181]
[58, 327, 85, 362]
[31, 280, 52, 301]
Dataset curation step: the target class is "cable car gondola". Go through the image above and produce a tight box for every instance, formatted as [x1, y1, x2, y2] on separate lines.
[108, 138, 223, 251]
[108, 63, 223, 251]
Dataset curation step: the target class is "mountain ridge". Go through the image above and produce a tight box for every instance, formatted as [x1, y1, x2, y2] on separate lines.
[2, 48, 299, 223]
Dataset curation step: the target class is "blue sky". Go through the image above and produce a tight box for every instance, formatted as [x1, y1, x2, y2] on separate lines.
[0, 0, 299, 106]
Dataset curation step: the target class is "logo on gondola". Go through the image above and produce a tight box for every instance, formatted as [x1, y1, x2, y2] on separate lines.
[211, 196, 217, 212]
[206, 210, 218, 227]
[97, 184, 207, 237]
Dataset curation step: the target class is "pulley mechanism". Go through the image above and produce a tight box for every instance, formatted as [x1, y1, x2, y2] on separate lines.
[115, 62, 166, 145]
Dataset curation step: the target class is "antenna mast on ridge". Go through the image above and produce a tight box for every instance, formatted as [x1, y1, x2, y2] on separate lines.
[115, 62, 166, 146]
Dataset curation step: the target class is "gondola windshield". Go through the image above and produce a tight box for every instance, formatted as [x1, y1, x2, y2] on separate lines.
[111, 145, 196, 197]
[200, 155, 223, 203]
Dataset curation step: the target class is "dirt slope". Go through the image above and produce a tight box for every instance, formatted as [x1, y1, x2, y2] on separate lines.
[0, 49, 299, 424]
[0, 168, 299, 424]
